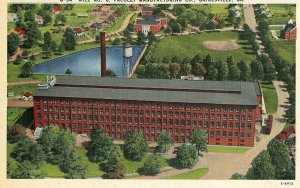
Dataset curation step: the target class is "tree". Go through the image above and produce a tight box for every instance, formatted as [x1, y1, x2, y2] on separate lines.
[23, 22, 41, 48]
[106, 69, 117, 77]
[12, 136, 33, 162]
[105, 159, 126, 179]
[174, 144, 198, 168]
[65, 69, 72, 74]
[156, 131, 172, 154]
[28, 144, 45, 168]
[231, 173, 246, 179]
[24, 10, 35, 22]
[216, 61, 228, 80]
[8, 33, 20, 57]
[43, 13, 52, 25]
[267, 139, 295, 179]
[141, 155, 161, 175]
[206, 64, 218, 80]
[237, 60, 250, 81]
[147, 32, 156, 44]
[250, 60, 264, 80]
[11, 161, 33, 179]
[227, 56, 240, 81]
[246, 150, 275, 180]
[21, 62, 33, 77]
[137, 31, 146, 45]
[38, 125, 60, 156]
[190, 129, 208, 154]
[62, 28, 76, 51]
[55, 14, 67, 25]
[169, 63, 180, 79]
[108, 145, 124, 162]
[88, 128, 113, 163]
[192, 63, 206, 77]
[123, 131, 147, 161]
[7, 124, 26, 143]
[65, 162, 87, 179]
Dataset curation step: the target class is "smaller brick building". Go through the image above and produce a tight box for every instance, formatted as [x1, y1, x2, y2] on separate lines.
[135, 15, 167, 36]
[283, 24, 297, 40]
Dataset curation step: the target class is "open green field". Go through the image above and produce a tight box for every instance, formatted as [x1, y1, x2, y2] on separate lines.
[7, 107, 27, 127]
[153, 31, 256, 63]
[261, 82, 278, 114]
[271, 41, 295, 64]
[164, 168, 209, 179]
[75, 147, 105, 177]
[268, 5, 296, 25]
[191, 4, 228, 20]
[207, 145, 251, 153]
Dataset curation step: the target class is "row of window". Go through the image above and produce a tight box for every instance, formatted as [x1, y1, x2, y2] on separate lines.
[36, 98, 254, 113]
[37, 122, 253, 133]
[37, 112, 253, 122]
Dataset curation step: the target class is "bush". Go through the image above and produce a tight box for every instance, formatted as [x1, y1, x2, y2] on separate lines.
[141, 156, 161, 176]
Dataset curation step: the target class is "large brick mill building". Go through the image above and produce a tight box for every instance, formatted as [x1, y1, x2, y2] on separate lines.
[33, 75, 262, 147]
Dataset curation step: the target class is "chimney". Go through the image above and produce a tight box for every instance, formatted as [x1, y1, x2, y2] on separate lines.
[100, 32, 106, 77]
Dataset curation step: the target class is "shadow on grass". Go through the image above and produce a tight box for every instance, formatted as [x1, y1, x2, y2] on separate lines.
[16, 107, 34, 129]
[167, 158, 184, 170]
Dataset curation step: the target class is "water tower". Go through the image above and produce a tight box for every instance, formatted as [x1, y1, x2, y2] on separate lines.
[123, 43, 133, 77]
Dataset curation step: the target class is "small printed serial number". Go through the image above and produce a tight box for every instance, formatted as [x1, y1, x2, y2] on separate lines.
[281, 182, 294, 186]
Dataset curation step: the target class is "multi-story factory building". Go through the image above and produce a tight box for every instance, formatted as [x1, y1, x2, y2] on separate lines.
[33, 75, 262, 147]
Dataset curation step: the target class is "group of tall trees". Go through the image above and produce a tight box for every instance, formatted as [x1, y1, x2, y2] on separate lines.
[232, 139, 295, 180]
[169, 5, 225, 32]
[255, 10, 295, 123]
[8, 126, 87, 179]
[136, 53, 272, 82]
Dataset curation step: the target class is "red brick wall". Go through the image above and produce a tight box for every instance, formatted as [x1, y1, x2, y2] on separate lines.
[135, 25, 142, 32]
[285, 28, 297, 40]
[34, 97, 257, 147]
[150, 24, 162, 33]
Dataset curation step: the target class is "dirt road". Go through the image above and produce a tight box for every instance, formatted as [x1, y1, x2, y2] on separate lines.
[135, 81, 289, 179]
[8, 80, 41, 86]
[8, 99, 33, 107]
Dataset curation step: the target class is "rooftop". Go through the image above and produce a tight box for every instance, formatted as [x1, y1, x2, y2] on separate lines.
[136, 15, 165, 25]
[34, 75, 261, 106]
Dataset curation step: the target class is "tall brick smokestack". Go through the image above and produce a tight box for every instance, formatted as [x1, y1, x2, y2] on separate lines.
[100, 32, 106, 77]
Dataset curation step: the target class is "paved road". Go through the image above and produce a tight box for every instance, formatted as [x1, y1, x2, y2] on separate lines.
[135, 81, 289, 179]
[243, 4, 265, 55]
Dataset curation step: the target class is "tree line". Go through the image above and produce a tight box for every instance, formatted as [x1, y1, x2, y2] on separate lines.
[136, 53, 276, 83]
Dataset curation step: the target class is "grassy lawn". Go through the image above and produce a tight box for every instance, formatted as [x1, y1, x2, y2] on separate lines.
[7, 107, 27, 127]
[207, 145, 251, 153]
[75, 147, 105, 177]
[7, 144, 18, 172]
[261, 82, 278, 114]
[153, 31, 256, 63]
[164, 168, 209, 179]
[191, 4, 228, 20]
[271, 41, 295, 64]
[40, 163, 65, 178]
[8, 85, 37, 97]
[124, 154, 168, 174]
[268, 5, 296, 25]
